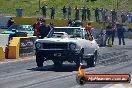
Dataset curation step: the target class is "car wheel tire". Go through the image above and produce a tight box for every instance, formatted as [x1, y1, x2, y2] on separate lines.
[53, 60, 63, 67]
[36, 53, 44, 67]
[87, 53, 97, 67]
[76, 59, 81, 68]
[75, 54, 83, 68]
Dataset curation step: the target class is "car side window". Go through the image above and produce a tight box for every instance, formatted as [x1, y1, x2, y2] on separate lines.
[84, 29, 93, 41]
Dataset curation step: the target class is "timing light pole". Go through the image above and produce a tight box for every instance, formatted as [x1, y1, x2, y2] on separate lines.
[117, 0, 119, 10]
[38, 0, 41, 11]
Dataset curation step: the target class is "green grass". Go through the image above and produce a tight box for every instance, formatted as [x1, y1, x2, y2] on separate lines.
[0, 0, 132, 19]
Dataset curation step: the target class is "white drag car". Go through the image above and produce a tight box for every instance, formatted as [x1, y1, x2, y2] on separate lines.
[35, 27, 99, 67]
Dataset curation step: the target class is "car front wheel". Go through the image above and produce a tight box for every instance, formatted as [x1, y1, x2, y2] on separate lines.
[36, 53, 44, 67]
[87, 53, 97, 67]
[75, 54, 83, 68]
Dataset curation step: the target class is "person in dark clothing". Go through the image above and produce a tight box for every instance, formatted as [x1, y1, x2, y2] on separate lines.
[7, 18, 14, 28]
[68, 6, 72, 20]
[111, 9, 117, 22]
[86, 8, 91, 21]
[121, 12, 126, 23]
[75, 6, 80, 20]
[94, 8, 100, 22]
[81, 7, 86, 21]
[41, 5, 47, 18]
[62, 6, 67, 19]
[67, 19, 72, 27]
[111, 23, 116, 45]
[38, 22, 47, 39]
[128, 28, 132, 32]
[104, 9, 110, 22]
[38, 21, 53, 39]
[104, 23, 113, 46]
[117, 25, 125, 45]
[50, 7, 55, 19]
[100, 8, 105, 22]
[33, 18, 41, 37]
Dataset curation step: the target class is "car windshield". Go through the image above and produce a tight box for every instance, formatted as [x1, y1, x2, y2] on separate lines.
[8, 25, 33, 31]
[47, 27, 83, 38]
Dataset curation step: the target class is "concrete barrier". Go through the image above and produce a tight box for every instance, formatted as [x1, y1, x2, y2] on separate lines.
[12, 17, 103, 28]
[12, 17, 36, 25]
[0, 46, 5, 61]
[8, 37, 20, 59]
[12, 17, 69, 27]
[8, 36, 36, 59]
[46, 19, 68, 27]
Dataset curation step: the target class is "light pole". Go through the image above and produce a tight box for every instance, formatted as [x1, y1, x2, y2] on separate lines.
[38, 0, 41, 11]
[117, 0, 119, 10]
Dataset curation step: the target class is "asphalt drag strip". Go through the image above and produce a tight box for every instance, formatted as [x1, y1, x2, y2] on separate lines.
[0, 44, 132, 88]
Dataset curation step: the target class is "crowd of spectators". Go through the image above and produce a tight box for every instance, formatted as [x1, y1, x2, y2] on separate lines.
[41, 5, 132, 23]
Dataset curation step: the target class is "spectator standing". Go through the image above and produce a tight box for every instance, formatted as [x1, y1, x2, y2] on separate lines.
[117, 25, 125, 45]
[100, 8, 105, 22]
[67, 19, 72, 27]
[86, 8, 91, 21]
[33, 18, 41, 37]
[68, 6, 72, 20]
[38, 21, 47, 39]
[81, 7, 86, 21]
[111, 22, 116, 45]
[85, 22, 93, 33]
[104, 23, 113, 46]
[121, 12, 126, 23]
[7, 18, 14, 28]
[41, 5, 47, 19]
[127, 13, 132, 23]
[50, 7, 55, 19]
[94, 8, 100, 22]
[105, 9, 110, 22]
[62, 6, 67, 20]
[75, 6, 80, 20]
[111, 9, 117, 22]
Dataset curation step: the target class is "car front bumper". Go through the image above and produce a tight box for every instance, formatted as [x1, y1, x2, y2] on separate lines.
[35, 49, 81, 60]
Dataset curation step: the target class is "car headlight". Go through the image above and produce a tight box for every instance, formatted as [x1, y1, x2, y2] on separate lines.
[35, 42, 41, 49]
[69, 43, 76, 50]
